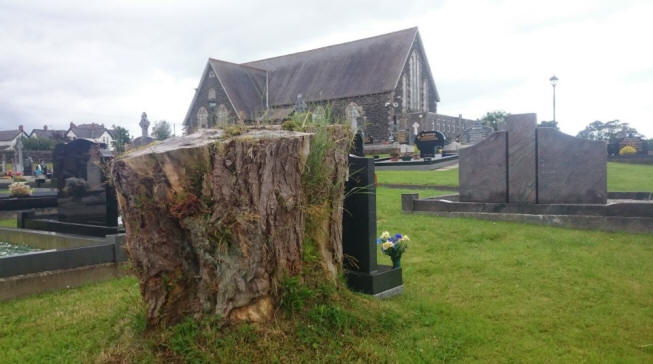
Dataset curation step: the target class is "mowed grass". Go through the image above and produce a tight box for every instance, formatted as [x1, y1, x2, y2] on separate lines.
[607, 162, 653, 191]
[376, 162, 653, 191]
[376, 167, 459, 187]
[1, 186, 652, 362]
[0, 218, 16, 228]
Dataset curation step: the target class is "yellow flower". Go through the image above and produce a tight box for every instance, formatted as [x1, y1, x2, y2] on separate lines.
[381, 231, 390, 239]
[382, 241, 394, 250]
[402, 235, 410, 241]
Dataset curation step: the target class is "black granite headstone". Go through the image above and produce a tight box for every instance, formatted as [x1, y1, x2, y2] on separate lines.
[53, 139, 118, 227]
[415, 131, 446, 158]
[342, 156, 402, 296]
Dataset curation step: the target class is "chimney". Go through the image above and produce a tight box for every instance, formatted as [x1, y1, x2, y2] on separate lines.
[18, 125, 23, 132]
[70, 122, 75, 129]
[43, 125, 48, 131]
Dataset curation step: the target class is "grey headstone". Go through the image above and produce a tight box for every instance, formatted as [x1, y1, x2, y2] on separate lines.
[507, 114, 537, 203]
[459, 132, 507, 202]
[537, 128, 607, 204]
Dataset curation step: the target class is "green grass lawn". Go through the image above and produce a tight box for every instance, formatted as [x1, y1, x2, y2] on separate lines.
[0, 218, 16, 228]
[376, 162, 653, 191]
[607, 162, 653, 191]
[1, 187, 652, 362]
[377, 167, 459, 187]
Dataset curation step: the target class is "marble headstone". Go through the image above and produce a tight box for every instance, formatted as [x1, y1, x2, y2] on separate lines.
[459, 132, 507, 202]
[507, 114, 537, 203]
[537, 128, 607, 204]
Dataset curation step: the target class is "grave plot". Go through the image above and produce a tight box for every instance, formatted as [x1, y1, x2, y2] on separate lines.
[403, 113, 653, 234]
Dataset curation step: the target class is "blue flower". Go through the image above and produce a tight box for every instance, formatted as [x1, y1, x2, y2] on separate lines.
[376, 238, 382, 245]
[395, 233, 402, 239]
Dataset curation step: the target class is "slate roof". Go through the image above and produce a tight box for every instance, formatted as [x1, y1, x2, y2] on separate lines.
[69, 123, 111, 139]
[31, 129, 67, 139]
[0, 130, 22, 142]
[209, 59, 266, 116]
[244, 27, 419, 106]
[196, 27, 436, 121]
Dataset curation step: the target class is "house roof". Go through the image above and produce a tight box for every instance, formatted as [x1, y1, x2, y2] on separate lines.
[0, 130, 23, 142]
[193, 27, 432, 122]
[68, 123, 111, 139]
[31, 129, 67, 139]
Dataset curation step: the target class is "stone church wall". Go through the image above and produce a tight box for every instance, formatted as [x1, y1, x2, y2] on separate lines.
[186, 68, 236, 133]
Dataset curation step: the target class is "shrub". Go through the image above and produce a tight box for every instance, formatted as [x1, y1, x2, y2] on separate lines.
[9, 182, 32, 197]
[619, 145, 637, 155]
[12, 175, 26, 182]
[63, 177, 88, 199]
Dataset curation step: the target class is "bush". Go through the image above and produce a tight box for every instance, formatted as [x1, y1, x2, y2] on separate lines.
[619, 145, 637, 155]
[63, 177, 88, 199]
[9, 182, 32, 197]
[12, 175, 25, 182]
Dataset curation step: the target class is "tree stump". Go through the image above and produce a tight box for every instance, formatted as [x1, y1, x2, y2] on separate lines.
[111, 127, 349, 327]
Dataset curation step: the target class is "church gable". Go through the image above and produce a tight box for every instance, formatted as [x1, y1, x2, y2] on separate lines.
[396, 34, 439, 114]
[184, 63, 237, 131]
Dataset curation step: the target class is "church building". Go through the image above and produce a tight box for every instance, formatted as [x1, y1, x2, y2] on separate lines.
[183, 27, 442, 142]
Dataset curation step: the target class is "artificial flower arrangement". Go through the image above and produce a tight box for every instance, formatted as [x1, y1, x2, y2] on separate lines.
[9, 182, 32, 197]
[377, 231, 409, 268]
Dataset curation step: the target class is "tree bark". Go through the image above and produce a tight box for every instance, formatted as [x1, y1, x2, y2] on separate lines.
[111, 127, 348, 327]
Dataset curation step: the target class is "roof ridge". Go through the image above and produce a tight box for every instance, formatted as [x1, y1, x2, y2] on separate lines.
[209, 58, 266, 73]
[242, 27, 418, 65]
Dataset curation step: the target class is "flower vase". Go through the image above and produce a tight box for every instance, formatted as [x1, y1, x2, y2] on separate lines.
[391, 256, 401, 269]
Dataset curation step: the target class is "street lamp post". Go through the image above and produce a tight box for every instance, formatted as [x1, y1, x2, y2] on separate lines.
[550, 75, 558, 123]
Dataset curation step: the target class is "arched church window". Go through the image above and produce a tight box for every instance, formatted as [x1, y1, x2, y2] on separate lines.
[345, 102, 363, 132]
[402, 75, 407, 112]
[422, 80, 429, 112]
[197, 107, 208, 128]
[208, 88, 216, 100]
[216, 104, 229, 127]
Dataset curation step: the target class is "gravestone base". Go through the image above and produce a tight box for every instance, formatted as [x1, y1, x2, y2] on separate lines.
[402, 193, 653, 234]
[345, 265, 403, 297]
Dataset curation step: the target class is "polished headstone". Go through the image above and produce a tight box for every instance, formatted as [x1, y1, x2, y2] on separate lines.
[507, 113, 537, 203]
[537, 128, 607, 204]
[459, 131, 507, 202]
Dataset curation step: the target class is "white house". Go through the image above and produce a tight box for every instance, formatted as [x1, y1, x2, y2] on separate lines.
[0, 125, 29, 172]
[66, 122, 115, 149]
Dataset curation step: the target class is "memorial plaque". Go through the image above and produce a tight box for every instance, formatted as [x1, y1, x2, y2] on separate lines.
[507, 113, 536, 203]
[416, 131, 446, 158]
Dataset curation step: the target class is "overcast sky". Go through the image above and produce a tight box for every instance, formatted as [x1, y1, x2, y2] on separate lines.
[1, 0, 651, 138]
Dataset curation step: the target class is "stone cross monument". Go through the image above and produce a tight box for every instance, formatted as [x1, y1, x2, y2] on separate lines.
[14, 137, 24, 174]
[139, 112, 150, 138]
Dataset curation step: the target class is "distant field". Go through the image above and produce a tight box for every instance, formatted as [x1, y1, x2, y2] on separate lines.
[376, 162, 653, 191]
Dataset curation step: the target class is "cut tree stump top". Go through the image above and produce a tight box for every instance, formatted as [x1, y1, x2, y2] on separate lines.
[123, 128, 313, 159]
